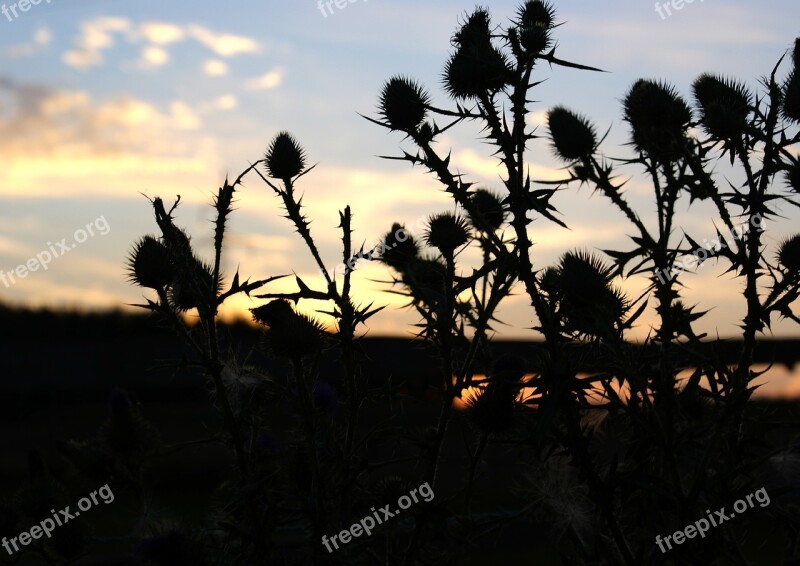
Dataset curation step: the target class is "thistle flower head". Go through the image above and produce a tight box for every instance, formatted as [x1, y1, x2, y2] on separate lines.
[539, 266, 562, 298]
[380, 222, 420, 272]
[777, 234, 800, 273]
[379, 76, 430, 132]
[466, 384, 515, 435]
[692, 74, 752, 141]
[785, 38, 800, 122]
[518, 0, 556, 29]
[452, 7, 492, 49]
[516, 0, 557, 54]
[552, 250, 627, 337]
[402, 256, 447, 304]
[547, 106, 597, 162]
[265, 131, 306, 180]
[783, 70, 800, 123]
[444, 9, 511, 99]
[251, 300, 324, 359]
[468, 188, 506, 232]
[425, 212, 471, 256]
[169, 257, 215, 312]
[126, 235, 174, 290]
[443, 43, 512, 99]
[559, 250, 615, 301]
[623, 79, 692, 162]
[786, 161, 800, 193]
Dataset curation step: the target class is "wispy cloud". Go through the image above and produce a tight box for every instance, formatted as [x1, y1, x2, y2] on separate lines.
[203, 59, 229, 77]
[0, 77, 218, 198]
[137, 22, 185, 45]
[62, 18, 261, 71]
[187, 24, 261, 57]
[139, 45, 169, 68]
[63, 17, 131, 70]
[245, 68, 284, 90]
[1, 27, 52, 59]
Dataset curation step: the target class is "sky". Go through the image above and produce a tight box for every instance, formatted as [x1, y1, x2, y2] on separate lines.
[1, 0, 799, 342]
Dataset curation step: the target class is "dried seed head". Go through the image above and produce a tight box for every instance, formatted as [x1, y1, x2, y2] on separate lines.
[469, 188, 506, 232]
[777, 234, 800, 272]
[623, 79, 692, 162]
[425, 212, 471, 256]
[547, 106, 597, 162]
[380, 222, 420, 272]
[127, 235, 174, 290]
[265, 131, 306, 180]
[693, 74, 752, 141]
[379, 76, 430, 132]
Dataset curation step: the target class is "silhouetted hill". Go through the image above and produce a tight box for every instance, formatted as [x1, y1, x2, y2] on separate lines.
[1, 304, 797, 403]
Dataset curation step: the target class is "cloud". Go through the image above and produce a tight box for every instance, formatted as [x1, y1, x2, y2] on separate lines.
[139, 45, 169, 68]
[0, 77, 218, 199]
[138, 22, 185, 45]
[245, 68, 284, 90]
[194, 94, 238, 114]
[34, 28, 52, 45]
[1, 27, 52, 59]
[63, 17, 131, 70]
[213, 95, 238, 110]
[203, 59, 229, 77]
[62, 18, 262, 71]
[187, 25, 260, 57]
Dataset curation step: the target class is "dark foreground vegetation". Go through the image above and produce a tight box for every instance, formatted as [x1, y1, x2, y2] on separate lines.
[3, 2, 800, 564]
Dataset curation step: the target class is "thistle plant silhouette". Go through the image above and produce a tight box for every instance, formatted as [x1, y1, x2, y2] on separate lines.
[118, 2, 800, 565]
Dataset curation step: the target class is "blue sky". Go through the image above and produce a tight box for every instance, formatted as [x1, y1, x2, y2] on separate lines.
[1, 0, 799, 342]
